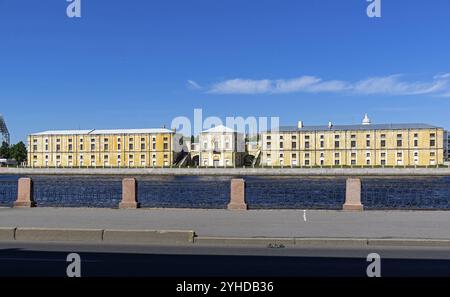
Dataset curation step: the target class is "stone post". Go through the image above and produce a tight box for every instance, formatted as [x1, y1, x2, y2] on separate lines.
[14, 177, 36, 208]
[227, 178, 247, 210]
[343, 178, 363, 211]
[119, 178, 140, 209]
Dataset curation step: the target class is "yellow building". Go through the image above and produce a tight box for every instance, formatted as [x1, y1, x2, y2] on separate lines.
[28, 128, 182, 168]
[260, 115, 445, 167]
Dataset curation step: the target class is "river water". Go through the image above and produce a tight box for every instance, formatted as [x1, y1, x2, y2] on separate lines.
[0, 175, 449, 209]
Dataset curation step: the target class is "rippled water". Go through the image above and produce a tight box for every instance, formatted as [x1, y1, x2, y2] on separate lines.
[0, 175, 449, 209]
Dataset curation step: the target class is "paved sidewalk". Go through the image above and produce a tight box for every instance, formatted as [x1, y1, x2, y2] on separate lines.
[1, 208, 449, 239]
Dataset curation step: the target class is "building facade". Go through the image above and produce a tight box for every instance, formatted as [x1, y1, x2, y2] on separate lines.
[28, 128, 183, 167]
[192, 125, 245, 167]
[445, 131, 450, 161]
[260, 116, 444, 167]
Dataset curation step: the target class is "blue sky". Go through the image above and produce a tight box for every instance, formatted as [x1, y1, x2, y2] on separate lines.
[1, 0, 450, 143]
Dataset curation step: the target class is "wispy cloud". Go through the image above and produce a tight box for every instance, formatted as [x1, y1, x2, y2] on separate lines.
[202, 73, 450, 97]
[186, 80, 202, 90]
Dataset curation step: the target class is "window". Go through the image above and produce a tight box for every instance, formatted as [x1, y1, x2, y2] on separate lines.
[104, 144, 108, 150]
[351, 134, 356, 139]
[266, 136, 271, 140]
[129, 143, 134, 150]
[56, 144, 61, 151]
[56, 139, 61, 143]
[68, 139, 72, 143]
[164, 143, 169, 150]
[351, 160, 356, 165]
[414, 133, 418, 138]
[292, 135, 297, 140]
[366, 160, 370, 165]
[305, 135, 310, 140]
[104, 138, 108, 143]
[141, 154, 145, 160]
[414, 139, 418, 147]
[397, 140, 402, 147]
[33, 145, 37, 151]
[335, 153, 340, 158]
[351, 153, 356, 158]
[397, 152, 403, 158]
[335, 160, 340, 165]
[141, 143, 145, 150]
[292, 142, 297, 149]
[381, 140, 386, 147]
[430, 152, 436, 157]
[279, 153, 284, 158]
[279, 142, 284, 149]
[141, 138, 145, 142]
[304, 142, 310, 149]
[118, 143, 121, 150]
[430, 139, 436, 147]
[280, 136, 284, 140]
[163, 137, 168, 141]
[91, 143, 95, 150]
[45, 144, 48, 151]
[69, 144, 73, 151]
[305, 160, 310, 166]
[381, 160, 386, 166]
[381, 134, 386, 139]
[320, 141, 324, 148]
[366, 152, 370, 157]
[320, 135, 324, 139]
[292, 153, 297, 159]
[335, 141, 340, 148]
[430, 133, 436, 138]
[366, 134, 370, 139]
[152, 143, 156, 150]
[381, 153, 386, 158]
[266, 142, 271, 149]
[366, 140, 370, 147]
[351, 141, 356, 148]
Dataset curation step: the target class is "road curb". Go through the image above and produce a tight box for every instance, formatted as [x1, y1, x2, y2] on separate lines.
[194, 237, 296, 246]
[0, 227, 16, 241]
[103, 229, 195, 244]
[15, 228, 103, 242]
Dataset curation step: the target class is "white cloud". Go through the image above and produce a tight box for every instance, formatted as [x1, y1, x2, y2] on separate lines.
[186, 80, 202, 90]
[208, 79, 272, 94]
[203, 73, 450, 97]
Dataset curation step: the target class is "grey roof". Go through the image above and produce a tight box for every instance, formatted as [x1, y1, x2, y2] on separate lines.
[268, 123, 442, 133]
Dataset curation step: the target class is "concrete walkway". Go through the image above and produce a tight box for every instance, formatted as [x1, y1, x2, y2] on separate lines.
[1, 208, 449, 239]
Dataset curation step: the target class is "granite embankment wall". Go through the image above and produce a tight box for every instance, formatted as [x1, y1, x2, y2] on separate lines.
[2, 167, 450, 176]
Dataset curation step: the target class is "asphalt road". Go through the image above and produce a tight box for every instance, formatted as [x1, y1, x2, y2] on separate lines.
[1, 242, 450, 277]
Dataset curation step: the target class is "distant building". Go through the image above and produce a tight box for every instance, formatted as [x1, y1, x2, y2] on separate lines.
[445, 131, 450, 161]
[191, 125, 245, 167]
[28, 128, 184, 167]
[260, 114, 445, 167]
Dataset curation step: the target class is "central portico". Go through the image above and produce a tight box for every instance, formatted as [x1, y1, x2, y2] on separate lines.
[197, 125, 245, 167]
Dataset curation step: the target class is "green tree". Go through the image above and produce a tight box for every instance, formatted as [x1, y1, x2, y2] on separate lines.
[10, 142, 27, 163]
[0, 141, 10, 159]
